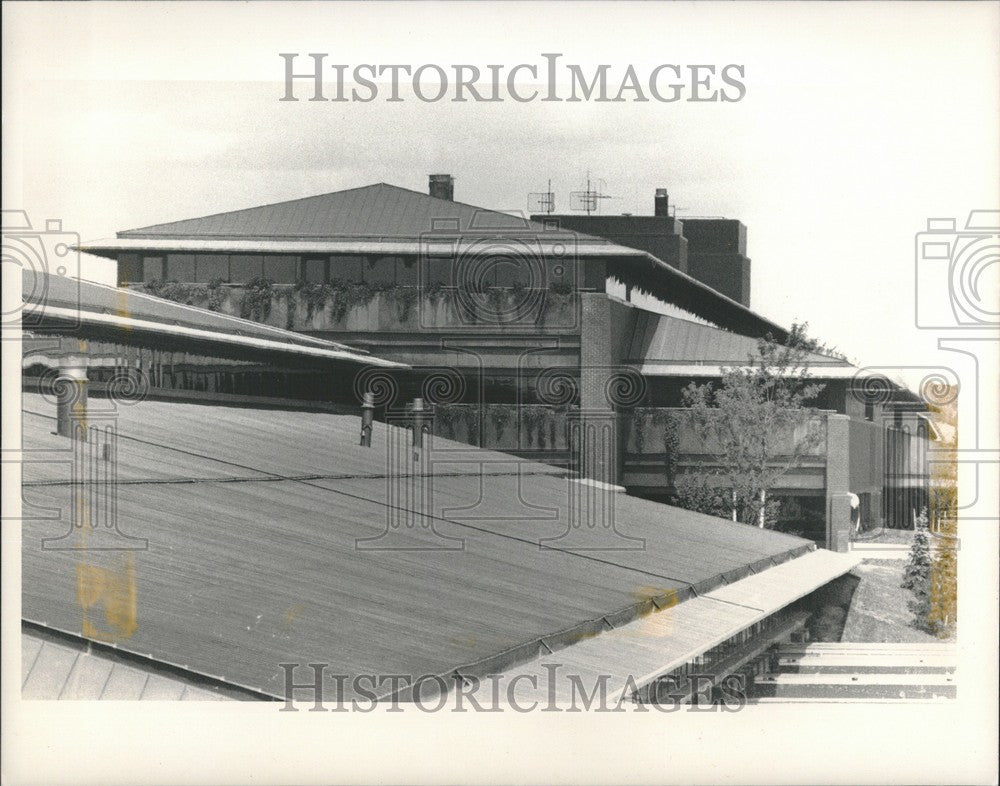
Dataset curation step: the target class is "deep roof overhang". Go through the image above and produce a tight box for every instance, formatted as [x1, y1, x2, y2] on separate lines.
[78, 236, 790, 340]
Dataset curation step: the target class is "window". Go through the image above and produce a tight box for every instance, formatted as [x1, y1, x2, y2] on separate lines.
[165, 254, 196, 282]
[493, 253, 532, 288]
[117, 253, 142, 285]
[302, 257, 328, 284]
[262, 255, 298, 284]
[365, 256, 396, 286]
[329, 255, 364, 284]
[423, 256, 453, 286]
[229, 255, 263, 282]
[547, 257, 574, 291]
[141, 256, 164, 283]
[194, 254, 230, 283]
[396, 256, 418, 286]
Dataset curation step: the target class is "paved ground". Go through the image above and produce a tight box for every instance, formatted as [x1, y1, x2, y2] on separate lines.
[854, 528, 916, 545]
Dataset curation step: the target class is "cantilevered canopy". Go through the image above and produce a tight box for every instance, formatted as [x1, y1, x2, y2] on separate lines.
[488, 548, 861, 705]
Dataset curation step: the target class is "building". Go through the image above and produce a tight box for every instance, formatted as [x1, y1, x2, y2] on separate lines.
[76, 175, 933, 549]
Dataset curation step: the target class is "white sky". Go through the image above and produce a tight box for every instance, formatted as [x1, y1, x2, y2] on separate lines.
[3, 1, 999, 385]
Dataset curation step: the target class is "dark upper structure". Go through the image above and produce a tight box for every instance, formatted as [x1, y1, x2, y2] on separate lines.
[533, 188, 752, 307]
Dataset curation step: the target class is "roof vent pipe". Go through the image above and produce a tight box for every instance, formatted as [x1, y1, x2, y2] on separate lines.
[56, 356, 89, 440]
[429, 174, 454, 201]
[359, 391, 375, 447]
[410, 397, 432, 456]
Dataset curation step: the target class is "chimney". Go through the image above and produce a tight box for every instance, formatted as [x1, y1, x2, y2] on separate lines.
[654, 188, 669, 217]
[429, 174, 454, 201]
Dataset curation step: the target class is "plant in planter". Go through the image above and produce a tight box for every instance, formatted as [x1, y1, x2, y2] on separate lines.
[486, 404, 512, 443]
[394, 286, 420, 323]
[240, 276, 275, 322]
[293, 280, 332, 321]
[486, 288, 509, 321]
[205, 278, 227, 312]
[431, 403, 460, 440]
[329, 281, 381, 322]
[461, 406, 480, 446]
[522, 405, 544, 448]
[144, 279, 200, 305]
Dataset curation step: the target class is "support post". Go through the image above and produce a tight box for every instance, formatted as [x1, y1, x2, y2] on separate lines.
[825, 414, 852, 552]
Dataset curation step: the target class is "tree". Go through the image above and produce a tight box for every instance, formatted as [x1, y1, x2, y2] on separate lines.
[672, 323, 828, 528]
[905, 508, 956, 638]
[928, 523, 957, 638]
[904, 508, 957, 638]
[901, 509, 931, 591]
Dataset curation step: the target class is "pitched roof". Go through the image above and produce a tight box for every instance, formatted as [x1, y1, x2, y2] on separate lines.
[117, 183, 577, 242]
[21, 625, 244, 701]
[77, 181, 793, 340]
[22, 272, 404, 367]
[21, 393, 814, 700]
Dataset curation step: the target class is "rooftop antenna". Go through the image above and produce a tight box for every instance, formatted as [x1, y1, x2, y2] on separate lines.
[570, 172, 618, 216]
[527, 179, 555, 214]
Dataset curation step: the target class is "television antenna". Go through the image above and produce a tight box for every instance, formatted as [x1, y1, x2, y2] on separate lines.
[569, 173, 618, 215]
[527, 179, 556, 214]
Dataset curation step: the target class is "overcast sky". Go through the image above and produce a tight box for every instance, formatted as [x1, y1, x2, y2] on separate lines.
[4, 1, 998, 386]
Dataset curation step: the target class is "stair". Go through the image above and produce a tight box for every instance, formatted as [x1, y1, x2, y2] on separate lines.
[750, 643, 956, 702]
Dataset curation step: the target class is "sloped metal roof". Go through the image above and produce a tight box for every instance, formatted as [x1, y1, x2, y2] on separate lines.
[21, 393, 814, 700]
[22, 272, 404, 367]
[117, 183, 575, 242]
[21, 625, 245, 700]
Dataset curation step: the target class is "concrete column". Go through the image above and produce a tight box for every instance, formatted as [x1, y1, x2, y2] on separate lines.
[56, 356, 88, 440]
[579, 293, 618, 486]
[825, 413, 851, 552]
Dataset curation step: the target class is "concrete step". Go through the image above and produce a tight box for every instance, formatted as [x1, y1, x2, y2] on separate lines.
[752, 672, 956, 700]
[752, 697, 952, 704]
[775, 653, 955, 673]
[775, 643, 955, 655]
